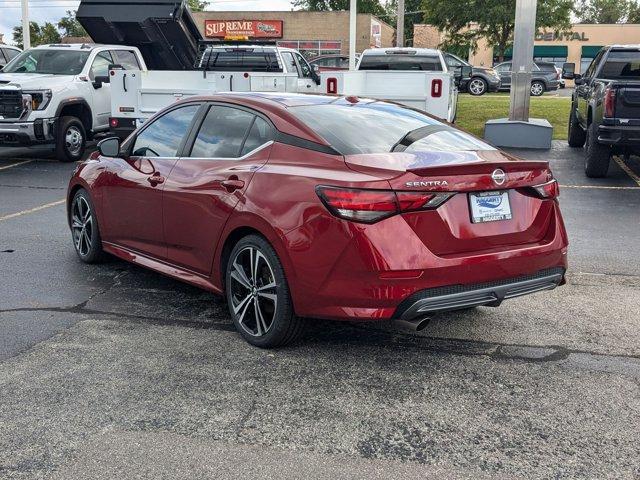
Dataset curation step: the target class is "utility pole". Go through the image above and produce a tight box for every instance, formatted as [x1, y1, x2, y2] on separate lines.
[396, 0, 405, 47]
[509, 0, 537, 121]
[349, 0, 357, 70]
[21, 0, 30, 49]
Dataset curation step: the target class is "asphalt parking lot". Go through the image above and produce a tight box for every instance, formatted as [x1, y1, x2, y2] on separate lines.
[1, 143, 640, 479]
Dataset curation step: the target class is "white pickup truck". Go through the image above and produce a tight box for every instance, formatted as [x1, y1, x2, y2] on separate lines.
[108, 44, 461, 138]
[0, 43, 146, 161]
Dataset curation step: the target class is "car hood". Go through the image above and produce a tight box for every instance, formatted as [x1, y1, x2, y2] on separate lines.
[0, 73, 75, 89]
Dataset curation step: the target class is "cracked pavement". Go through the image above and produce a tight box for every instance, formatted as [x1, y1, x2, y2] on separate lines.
[1, 143, 640, 479]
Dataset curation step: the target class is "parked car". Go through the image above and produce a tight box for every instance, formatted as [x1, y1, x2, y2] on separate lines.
[563, 45, 640, 177]
[0, 45, 20, 68]
[309, 54, 359, 71]
[443, 52, 501, 95]
[494, 61, 560, 96]
[0, 43, 146, 161]
[68, 92, 568, 348]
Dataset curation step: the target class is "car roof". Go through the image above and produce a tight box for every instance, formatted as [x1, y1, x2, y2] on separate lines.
[30, 43, 132, 51]
[2, 45, 21, 51]
[362, 47, 441, 56]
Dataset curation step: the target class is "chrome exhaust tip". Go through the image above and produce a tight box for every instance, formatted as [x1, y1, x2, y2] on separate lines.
[396, 316, 431, 332]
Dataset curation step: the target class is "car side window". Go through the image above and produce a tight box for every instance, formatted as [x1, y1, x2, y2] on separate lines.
[0, 49, 7, 63]
[584, 51, 603, 79]
[189, 106, 257, 159]
[445, 54, 463, 67]
[132, 105, 199, 157]
[338, 57, 350, 68]
[281, 52, 300, 76]
[5, 48, 19, 61]
[241, 117, 274, 156]
[112, 50, 140, 70]
[293, 52, 313, 78]
[90, 51, 113, 80]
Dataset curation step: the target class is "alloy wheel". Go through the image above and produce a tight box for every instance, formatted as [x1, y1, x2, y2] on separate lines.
[65, 126, 84, 157]
[469, 78, 486, 95]
[71, 195, 93, 257]
[229, 246, 278, 337]
[530, 83, 544, 96]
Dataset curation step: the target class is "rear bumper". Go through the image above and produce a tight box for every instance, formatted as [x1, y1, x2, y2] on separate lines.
[394, 267, 565, 320]
[598, 124, 640, 147]
[0, 118, 56, 146]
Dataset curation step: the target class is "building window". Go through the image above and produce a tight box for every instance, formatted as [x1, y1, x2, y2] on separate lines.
[277, 40, 342, 59]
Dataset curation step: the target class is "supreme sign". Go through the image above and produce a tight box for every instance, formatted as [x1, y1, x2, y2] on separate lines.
[204, 20, 283, 38]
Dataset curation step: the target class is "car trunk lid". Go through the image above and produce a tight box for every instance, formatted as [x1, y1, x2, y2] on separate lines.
[344, 149, 557, 256]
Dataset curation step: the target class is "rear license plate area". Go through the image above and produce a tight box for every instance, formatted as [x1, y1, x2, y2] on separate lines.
[469, 191, 512, 223]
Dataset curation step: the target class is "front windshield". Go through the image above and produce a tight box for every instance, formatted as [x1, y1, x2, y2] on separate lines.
[2, 49, 90, 75]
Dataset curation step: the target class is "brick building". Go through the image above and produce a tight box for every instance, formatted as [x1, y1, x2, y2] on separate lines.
[191, 11, 395, 58]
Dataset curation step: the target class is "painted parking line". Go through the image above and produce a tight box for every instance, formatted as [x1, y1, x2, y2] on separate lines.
[0, 160, 34, 172]
[612, 156, 640, 187]
[0, 199, 66, 223]
[561, 184, 639, 190]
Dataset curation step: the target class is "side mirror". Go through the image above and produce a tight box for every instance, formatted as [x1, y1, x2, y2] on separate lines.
[574, 75, 584, 85]
[97, 137, 121, 157]
[93, 75, 110, 89]
[561, 62, 576, 80]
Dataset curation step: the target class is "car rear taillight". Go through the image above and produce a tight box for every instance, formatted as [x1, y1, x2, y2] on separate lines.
[530, 180, 560, 199]
[316, 186, 452, 224]
[604, 87, 616, 118]
[431, 79, 442, 98]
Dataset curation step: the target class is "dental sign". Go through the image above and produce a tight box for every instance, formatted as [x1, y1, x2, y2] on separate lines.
[204, 20, 284, 39]
[536, 30, 590, 41]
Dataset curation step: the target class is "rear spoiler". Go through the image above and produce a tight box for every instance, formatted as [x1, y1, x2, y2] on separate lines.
[77, 0, 202, 70]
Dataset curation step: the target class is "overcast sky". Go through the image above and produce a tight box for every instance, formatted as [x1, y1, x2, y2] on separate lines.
[0, 0, 294, 46]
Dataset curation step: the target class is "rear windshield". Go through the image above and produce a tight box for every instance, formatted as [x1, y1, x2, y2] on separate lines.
[200, 49, 282, 72]
[359, 55, 443, 71]
[601, 50, 640, 79]
[289, 102, 494, 155]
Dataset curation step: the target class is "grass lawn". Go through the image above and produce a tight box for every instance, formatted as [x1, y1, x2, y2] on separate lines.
[456, 94, 571, 141]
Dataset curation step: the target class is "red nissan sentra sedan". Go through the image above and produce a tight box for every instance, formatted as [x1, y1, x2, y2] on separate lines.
[67, 92, 568, 348]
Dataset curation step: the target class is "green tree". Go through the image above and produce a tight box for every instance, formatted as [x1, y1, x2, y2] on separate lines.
[574, 0, 630, 23]
[422, 0, 572, 62]
[186, 0, 209, 12]
[293, 0, 387, 17]
[628, 1, 640, 23]
[13, 22, 42, 49]
[40, 22, 62, 45]
[57, 10, 88, 38]
[383, 0, 423, 46]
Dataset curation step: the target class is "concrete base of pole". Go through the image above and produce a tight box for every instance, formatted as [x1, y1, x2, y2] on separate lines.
[483, 118, 553, 149]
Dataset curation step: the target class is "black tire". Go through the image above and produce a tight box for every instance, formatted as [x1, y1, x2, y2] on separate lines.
[225, 234, 305, 348]
[530, 81, 545, 97]
[584, 121, 611, 178]
[56, 116, 86, 163]
[467, 77, 488, 96]
[70, 189, 106, 263]
[567, 106, 586, 148]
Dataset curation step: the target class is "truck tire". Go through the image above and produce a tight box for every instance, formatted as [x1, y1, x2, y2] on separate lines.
[56, 116, 86, 163]
[530, 81, 545, 97]
[468, 77, 488, 96]
[567, 106, 586, 148]
[584, 121, 610, 178]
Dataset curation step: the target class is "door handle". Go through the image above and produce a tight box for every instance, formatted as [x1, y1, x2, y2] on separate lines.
[147, 173, 165, 185]
[221, 179, 245, 191]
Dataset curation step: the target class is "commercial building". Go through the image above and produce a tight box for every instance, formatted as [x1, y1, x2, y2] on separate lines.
[414, 23, 640, 73]
[191, 11, 395, 58]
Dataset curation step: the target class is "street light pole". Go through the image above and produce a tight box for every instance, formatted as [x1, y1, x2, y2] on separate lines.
[509, 0, 537, 121]
[397, 0, 405, 47]
[349, 0, 357, 70]
[21, 0, 30, 49]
